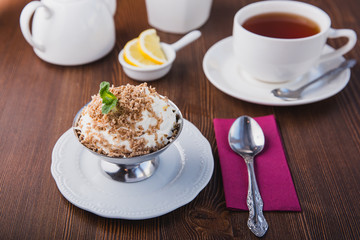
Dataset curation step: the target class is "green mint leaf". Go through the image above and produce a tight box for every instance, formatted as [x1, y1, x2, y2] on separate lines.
[99, 81, 118, 114]
[99, 82, 114, 104]
[101, 100, 117, 114]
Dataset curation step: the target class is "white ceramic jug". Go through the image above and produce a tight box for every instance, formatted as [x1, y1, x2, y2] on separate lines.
[20, 0, 116, 65]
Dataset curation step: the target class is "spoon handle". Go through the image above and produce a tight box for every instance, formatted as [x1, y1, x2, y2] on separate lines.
[245, 157, 268, 237]
[296, 59, 356, 93]
[170, 30, 201, 52]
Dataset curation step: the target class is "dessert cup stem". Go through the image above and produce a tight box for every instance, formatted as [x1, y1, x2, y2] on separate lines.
[100, 158, 159, 182]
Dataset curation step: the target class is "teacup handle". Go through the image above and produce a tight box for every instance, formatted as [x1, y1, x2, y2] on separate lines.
[319, 28, 357, 62]
[20, 1, 52, 52]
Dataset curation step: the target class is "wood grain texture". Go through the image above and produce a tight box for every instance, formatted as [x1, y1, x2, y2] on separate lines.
[0, 0, 359, 239]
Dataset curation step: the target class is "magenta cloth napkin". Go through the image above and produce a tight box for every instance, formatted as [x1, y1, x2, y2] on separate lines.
[213, 115, 301, 211]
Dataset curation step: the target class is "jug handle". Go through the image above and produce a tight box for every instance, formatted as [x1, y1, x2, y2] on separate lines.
[20, 1, 52, 52]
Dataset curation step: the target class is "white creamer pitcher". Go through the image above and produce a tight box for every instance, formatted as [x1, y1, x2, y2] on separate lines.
[20, 0, 116, 65]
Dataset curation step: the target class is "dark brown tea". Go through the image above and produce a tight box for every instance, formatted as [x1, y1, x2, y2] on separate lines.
[242, 12, 320, 39]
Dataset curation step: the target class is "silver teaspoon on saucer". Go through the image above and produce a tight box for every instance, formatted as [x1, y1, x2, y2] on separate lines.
[271, 59, 357, 101]
[228, 116, 268, 237]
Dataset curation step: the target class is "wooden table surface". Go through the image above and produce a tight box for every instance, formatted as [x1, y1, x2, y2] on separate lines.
[1, 0, 359, 239]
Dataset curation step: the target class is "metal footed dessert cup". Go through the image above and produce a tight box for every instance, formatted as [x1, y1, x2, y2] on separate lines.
[72, 100, 183, 183]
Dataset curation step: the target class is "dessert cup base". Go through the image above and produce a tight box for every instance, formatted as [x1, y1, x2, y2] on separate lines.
[100, 158, 159, 182]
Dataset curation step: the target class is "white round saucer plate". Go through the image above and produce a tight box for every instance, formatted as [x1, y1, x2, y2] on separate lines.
[203, 36, 351, 106]
[51, 119, 214, 219]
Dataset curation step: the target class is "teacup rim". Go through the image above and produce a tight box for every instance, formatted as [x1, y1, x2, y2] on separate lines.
[233, 0, 331, 42]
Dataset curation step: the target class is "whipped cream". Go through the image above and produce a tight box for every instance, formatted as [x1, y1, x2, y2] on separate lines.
[75, 83, 179, 158]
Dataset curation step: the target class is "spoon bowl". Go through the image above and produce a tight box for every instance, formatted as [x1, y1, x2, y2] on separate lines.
[228, 116, 265, 157]
[228, 116, 268, 237]
[119, 30, 201, 81]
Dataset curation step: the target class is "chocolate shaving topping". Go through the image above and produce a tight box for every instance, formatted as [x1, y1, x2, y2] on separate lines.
[75, 83, 179, 158]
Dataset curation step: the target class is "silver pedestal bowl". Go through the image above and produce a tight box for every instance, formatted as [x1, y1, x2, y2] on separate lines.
[72, 100, 183, 183]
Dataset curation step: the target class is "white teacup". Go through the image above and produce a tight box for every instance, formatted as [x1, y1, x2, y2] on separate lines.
[233, 1, 357, 83]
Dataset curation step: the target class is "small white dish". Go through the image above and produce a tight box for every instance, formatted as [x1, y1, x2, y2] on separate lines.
[119, 30, 201, 81]
[119, 43, 176, 81]
[203, 37, 351, 106]
[51, 119, 214, 219]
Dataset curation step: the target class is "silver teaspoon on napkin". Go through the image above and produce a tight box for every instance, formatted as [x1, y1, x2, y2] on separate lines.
[228, 116, 268, 237]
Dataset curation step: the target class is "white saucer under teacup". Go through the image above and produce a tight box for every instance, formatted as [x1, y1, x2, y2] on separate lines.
[203, 37, 351, 106]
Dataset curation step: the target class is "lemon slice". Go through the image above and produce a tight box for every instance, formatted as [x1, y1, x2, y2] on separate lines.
[138, 29, 167, 64]
[123, 38, 159, 67]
